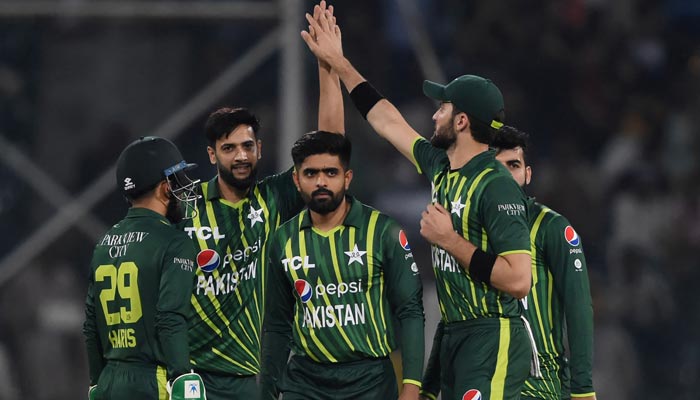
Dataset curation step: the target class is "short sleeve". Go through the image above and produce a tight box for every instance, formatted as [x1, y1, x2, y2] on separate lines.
[478, 175, 531, 255]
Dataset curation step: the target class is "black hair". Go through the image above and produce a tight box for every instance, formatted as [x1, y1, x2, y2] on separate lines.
[124, 181, 160, 204]
[451, 107, 505, 145]
[291, 131, 351, 169]
[204, 107, 260, 146]
[492, 125, 530, 164]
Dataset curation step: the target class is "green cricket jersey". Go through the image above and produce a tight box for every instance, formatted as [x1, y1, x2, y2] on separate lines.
[179, 169, 303, 376]
[260, 196, 425, 398]
[521, 199, 595, 399]
[411, 138, 531, 322]
[84, 207, 197, 384]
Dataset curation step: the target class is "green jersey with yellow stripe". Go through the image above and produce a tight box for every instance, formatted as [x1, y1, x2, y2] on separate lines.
[178, 169, 303, 376]
[84, 207, 197, 383]
[521, 199, 595, 399]
[411, 138, 531, 322]
[260, 196, 425, 397]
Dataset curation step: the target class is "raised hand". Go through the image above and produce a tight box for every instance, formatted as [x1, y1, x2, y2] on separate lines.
[301, 1, 344, 69]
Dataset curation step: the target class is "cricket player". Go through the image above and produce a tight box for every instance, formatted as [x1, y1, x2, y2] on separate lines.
[83, 136, 205, 400]
[301, 6, 534, 399]
[179, 3, 345, 398]
[493, 126, 596, 400]
[260, 131, 425, 400]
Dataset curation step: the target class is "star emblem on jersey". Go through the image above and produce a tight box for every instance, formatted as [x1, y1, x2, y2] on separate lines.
[344, 244, 367, 266]
[451, 197, 466, 214]
[247, 206, 264, 226]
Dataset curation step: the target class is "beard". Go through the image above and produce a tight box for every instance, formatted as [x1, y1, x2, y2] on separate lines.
[218, 160, 258, 192]
[165, 196, 185, 224]
[302, 187, 345, 215]
[430, 122, 457, 149]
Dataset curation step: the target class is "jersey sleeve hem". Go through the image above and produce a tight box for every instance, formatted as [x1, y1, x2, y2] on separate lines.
[410, 136, 425, 174]
[498, 249, 531, 256]
[571, 392, 596, 398]
[419, 391, 437, 400]
[403, 379, 422, 388]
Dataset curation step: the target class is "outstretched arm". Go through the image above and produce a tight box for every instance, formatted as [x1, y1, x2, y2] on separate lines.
[301, 4, 421, 160]
[314, 1, 344, 134]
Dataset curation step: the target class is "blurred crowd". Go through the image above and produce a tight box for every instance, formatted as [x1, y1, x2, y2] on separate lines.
[1, 0, 699, 399]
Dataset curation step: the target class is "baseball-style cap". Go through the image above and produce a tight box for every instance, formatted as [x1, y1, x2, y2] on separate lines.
[423, 75, 505, 129]
[116, 136, 197, 196]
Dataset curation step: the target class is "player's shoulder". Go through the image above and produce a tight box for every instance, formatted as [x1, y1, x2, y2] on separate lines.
[532, 201, 580, 239]
[256, 167, 294, 191]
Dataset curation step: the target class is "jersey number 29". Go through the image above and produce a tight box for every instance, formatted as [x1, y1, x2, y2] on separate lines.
[96, 262, 143, 325]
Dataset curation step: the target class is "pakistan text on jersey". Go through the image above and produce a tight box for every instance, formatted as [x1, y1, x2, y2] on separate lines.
[497, 203, 526, 216]
[432, 246, 460, 273]
[302, 303, 366, 329]
[196, 259, 257, 296]
[108, 328, 136, 348]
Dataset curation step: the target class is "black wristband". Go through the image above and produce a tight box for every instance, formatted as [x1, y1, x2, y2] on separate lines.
[469, 248, 497, 285]
[349, 81, 384, 119]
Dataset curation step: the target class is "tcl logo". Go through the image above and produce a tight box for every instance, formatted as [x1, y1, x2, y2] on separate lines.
[184, 226, 225, 240]
[281, 256, 316, 271]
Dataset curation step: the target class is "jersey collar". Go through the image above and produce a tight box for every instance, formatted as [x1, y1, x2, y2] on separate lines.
[299, 195, 363, 230]
[125, 207, 171, 225]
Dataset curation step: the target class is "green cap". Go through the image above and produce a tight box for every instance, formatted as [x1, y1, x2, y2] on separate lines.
[116, 136, 196, 196]
[423, 75, 505, 129]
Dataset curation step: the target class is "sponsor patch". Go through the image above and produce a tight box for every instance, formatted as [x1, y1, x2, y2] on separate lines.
[564, 225, 580, 246]
[184, 380, 201, 398]
[196, 249, 220, 272]
[399, 230, 411, 251]
[462, 389, 482, 400]
[410, 262, 419, 273]
[295, 279, 313, 303]
[574, 258, 582, 270]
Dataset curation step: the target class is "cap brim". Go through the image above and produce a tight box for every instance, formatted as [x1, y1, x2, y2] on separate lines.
[423, 80, 447, 101]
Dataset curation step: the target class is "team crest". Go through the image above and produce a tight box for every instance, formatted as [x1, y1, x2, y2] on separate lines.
[564, 225, 580, 246]
[462, 389, 482, 400]
[196, 249, 220, 272]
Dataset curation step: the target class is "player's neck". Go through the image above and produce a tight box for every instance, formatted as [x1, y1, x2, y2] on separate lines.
[131, 196, 167, 217]
[217, 177, 250, 203]
[446, 136, 489, 170]
[309, 198, 350, 232]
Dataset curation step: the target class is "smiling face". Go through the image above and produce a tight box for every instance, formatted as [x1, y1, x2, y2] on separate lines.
[293, 153, 353, 215]
[495, 146, 531, 187]
[208, 124, 262, 192]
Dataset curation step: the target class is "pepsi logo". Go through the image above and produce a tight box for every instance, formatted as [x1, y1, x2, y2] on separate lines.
[564, 225, 580, 246]
[462, 389, 482, 400]
[294, 279, 313, 303]
[197, 249, 220, 273]
[399, 230, 411, 251]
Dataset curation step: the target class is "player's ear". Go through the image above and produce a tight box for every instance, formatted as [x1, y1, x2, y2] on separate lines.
[292, 167, 301, 192]
[344, 169, 353, 189]
[256, 139, 262, 160]
[207, 146, 216, 165]
[525, 166, 532, 186]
